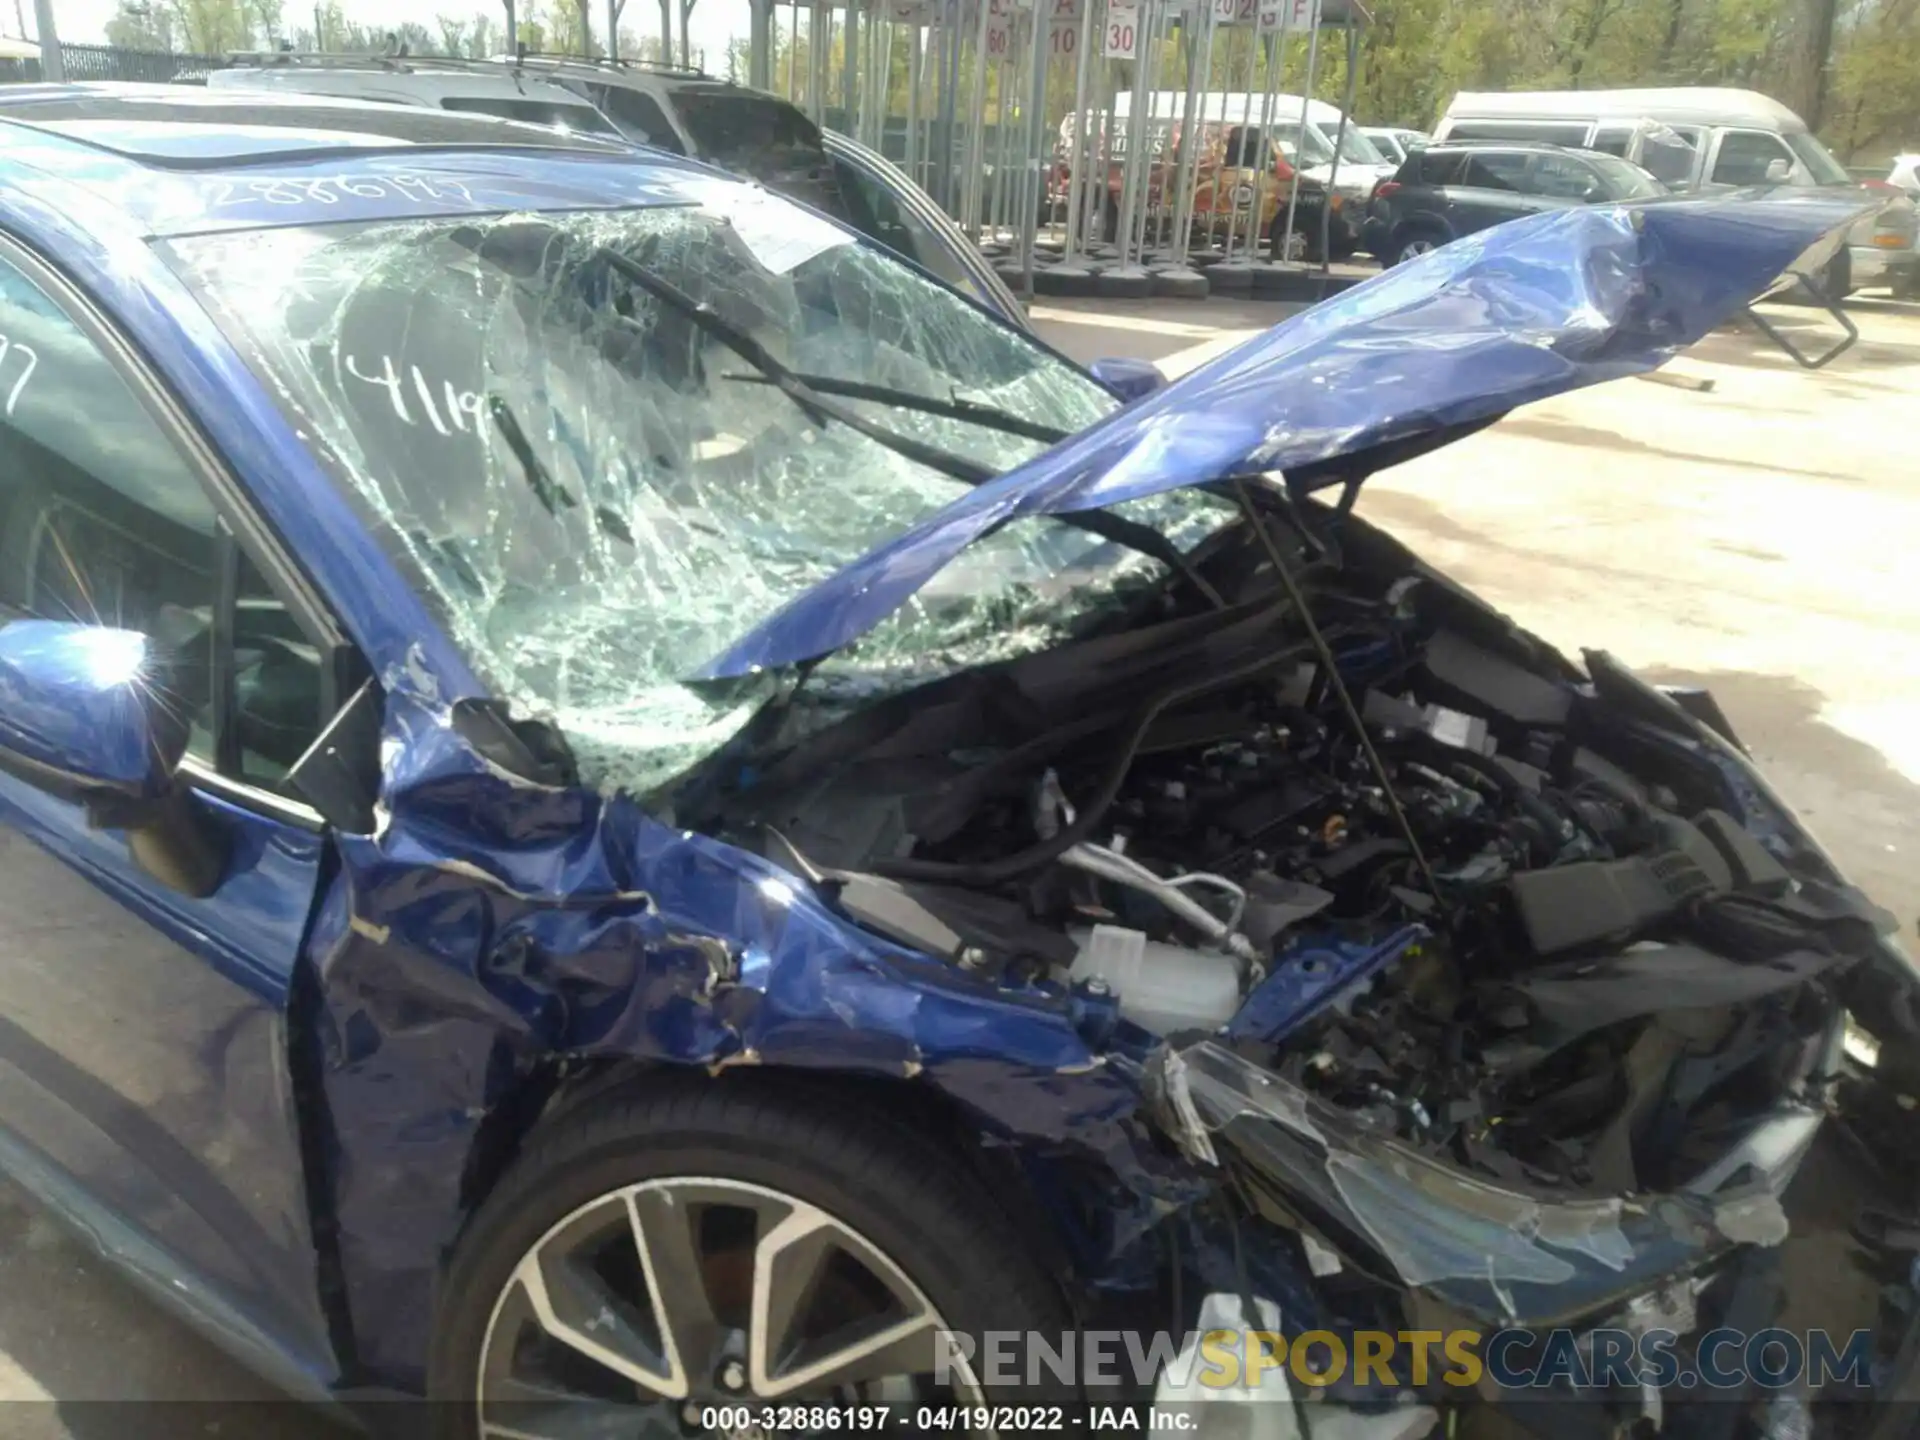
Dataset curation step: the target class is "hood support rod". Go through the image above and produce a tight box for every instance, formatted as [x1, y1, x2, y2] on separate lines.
[1233, 480, 1449, 918]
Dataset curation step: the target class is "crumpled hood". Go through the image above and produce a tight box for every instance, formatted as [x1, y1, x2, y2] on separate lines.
[699, 189, 1869, 680]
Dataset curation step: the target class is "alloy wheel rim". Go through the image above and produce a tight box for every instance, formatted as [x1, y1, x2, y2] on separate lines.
[475, 1176, 988, 1438]
[1402, 238, 1434, 257]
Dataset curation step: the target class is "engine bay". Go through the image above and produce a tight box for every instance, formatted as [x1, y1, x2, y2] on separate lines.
[681, 495, 1887, 1204]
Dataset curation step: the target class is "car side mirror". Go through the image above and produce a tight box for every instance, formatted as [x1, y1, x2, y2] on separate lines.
[1088, 356, 1167, 403]
[0, 620, 225, 897]
[1764, 157, 1791, 183]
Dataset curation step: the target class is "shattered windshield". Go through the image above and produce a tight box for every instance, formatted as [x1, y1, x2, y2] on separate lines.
[164, 184, 1236, 792]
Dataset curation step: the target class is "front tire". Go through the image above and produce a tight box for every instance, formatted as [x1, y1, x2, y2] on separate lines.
[428, 1078, 1071, 1438]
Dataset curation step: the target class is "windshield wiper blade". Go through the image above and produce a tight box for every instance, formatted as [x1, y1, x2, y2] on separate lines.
[596, 246, 1219, 607]
[593, 246, 999, 485]
[720, 371, 1072, 445]
[488, 393, 635, 545]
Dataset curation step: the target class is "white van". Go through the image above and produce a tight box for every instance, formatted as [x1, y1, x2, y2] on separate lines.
[1434, 87, 1918, 292]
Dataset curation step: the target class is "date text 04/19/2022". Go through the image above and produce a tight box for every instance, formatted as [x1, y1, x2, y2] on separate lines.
[694, 1404, 1165, 1431]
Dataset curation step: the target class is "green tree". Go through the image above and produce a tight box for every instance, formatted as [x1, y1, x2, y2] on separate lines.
[105, 1, 178, 49]
[171, 0, 257, 52]
[1826, 0, 1920, 155]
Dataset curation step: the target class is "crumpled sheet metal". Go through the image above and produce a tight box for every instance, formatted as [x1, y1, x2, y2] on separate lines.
[702, 189, 1874, 679]
[309, 684, 1200, 1387]
[1159, 1041, 1773, 1329]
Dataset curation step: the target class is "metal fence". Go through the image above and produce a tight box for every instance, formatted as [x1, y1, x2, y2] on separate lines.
[35, 43, 226, 83]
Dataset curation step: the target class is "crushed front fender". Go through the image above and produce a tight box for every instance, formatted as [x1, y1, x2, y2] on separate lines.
[306, 687, 1204, 1388]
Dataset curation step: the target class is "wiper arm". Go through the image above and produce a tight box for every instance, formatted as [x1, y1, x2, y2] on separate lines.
[488, 393, 635, 545]
[597, 246, 1219, 607]
[720, 370, 1072, 445]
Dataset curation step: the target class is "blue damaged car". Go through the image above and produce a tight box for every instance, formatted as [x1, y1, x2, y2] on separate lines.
[0, 81, 1915, 1440]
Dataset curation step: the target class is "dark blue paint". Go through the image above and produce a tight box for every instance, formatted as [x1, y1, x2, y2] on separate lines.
[313, 694, 1200, 1384]
[700, 189, 1872, 678]
[0, 91, 1888, 1406]
[0, 768, 338, 1388]
[1224, 927, 1426, 1044]
[0, 622, 177, 794]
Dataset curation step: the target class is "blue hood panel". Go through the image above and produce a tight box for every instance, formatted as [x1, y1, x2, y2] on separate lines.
[700, 191, 1867, 680]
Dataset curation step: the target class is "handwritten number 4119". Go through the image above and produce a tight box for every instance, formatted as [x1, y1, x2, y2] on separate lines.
[346, 354, 485, 437]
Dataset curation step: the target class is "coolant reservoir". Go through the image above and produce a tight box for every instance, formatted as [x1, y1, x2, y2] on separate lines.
[1070, 925, 1242, 1036]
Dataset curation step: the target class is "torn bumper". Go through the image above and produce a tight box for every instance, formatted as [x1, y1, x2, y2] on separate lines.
[1154, 1041, 1808, 1330]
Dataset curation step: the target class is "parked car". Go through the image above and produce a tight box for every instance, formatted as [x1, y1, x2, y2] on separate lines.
[489, 52, 848, 224]
[1364, 141, 1664, 265]
[1359, 125, 1431, 166]
[204, 53, 1029, 329]
[0, 80, 1911, 1440]
[1434, 87, 1920, 297]
[209, 51, 628, 137]
[492, 54, 1028, 323]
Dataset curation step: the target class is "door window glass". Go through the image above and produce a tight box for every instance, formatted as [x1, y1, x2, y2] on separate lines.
[0, 261, 219, 765]
[593, 84, 685, 153]
[0, 259, 322, 788]
[830, 154, 985, 303]
[1712, 129, 1794, 186]
[1461, 151, 1531, 190]
[229, 550, 325, 787]
[1529, 153, 1601, 199]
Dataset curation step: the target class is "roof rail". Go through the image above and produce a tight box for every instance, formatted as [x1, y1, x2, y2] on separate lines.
[224, 49, 505, 74]
[499, 50, 714, 79]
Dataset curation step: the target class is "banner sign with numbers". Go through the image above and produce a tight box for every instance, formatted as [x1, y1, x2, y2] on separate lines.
[986, 2, 1015, 62]
[1103, 0, 1139, 55]
[1259, 0, 1319, 28]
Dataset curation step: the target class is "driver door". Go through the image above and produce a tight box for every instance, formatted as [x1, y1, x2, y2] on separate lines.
[0, 239, 348, 1384]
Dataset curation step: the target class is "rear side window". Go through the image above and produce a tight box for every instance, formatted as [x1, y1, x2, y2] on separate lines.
[594, 84, 684, 153]
[1461, 151, 1532, 190]
[674, 91, 827, 171]
[1414, 149, 1466, 184]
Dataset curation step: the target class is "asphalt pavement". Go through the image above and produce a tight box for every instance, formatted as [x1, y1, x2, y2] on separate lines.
[2, 285, 1917, 1430]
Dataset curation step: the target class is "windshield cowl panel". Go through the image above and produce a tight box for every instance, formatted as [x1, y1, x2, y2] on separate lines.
[164, 188, 1164, 794]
